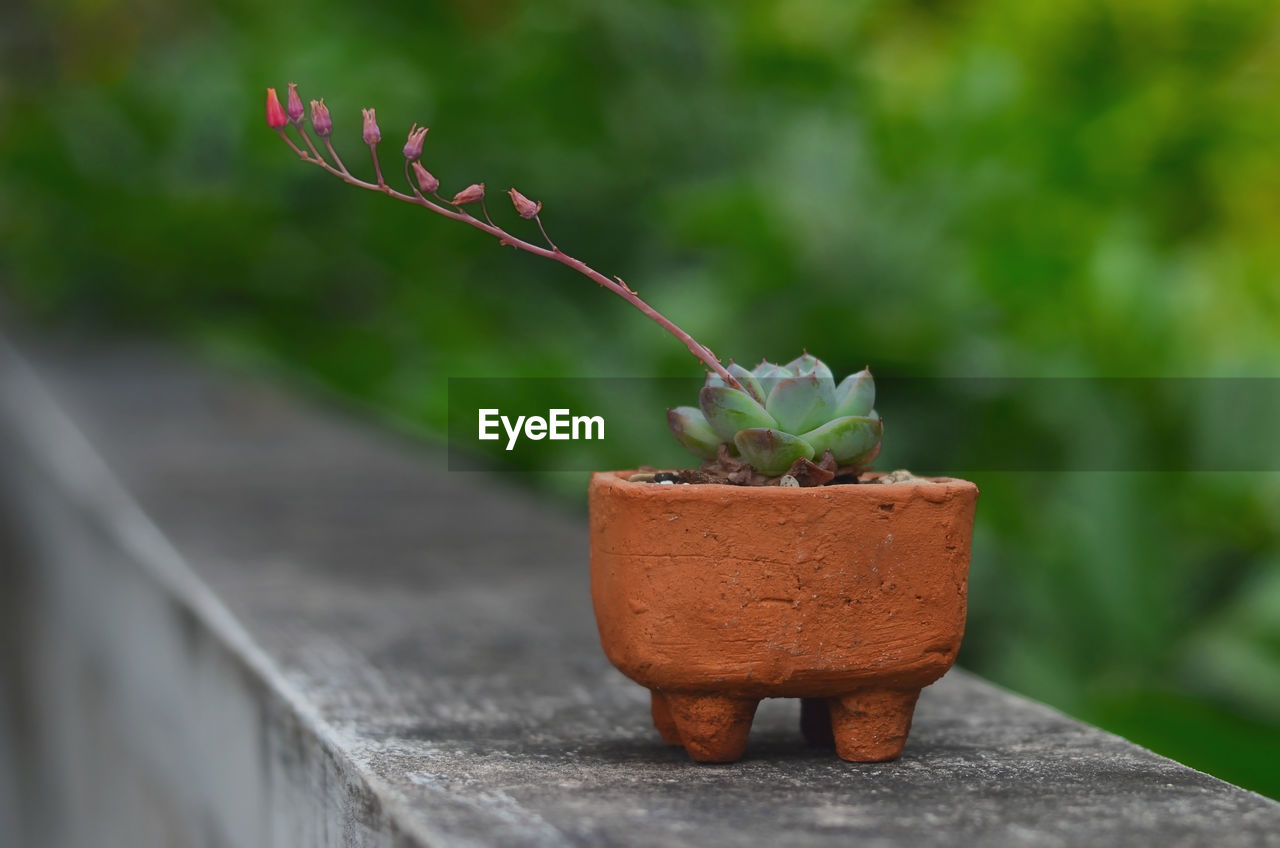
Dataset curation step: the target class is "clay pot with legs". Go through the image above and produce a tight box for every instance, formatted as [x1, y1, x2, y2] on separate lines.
[588, 471, 978, 763]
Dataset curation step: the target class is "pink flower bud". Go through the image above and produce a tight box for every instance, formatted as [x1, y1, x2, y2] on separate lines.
[309, 99, 331, 136]
[361, 108, 381, 145]
[508, 187, 542, 219]
[412, 161, 440, 194]
[286, 83, 304, 124]
[450, 183, 485, 205]
[265, 88, 287, 129]
[403, 123, 428, 161]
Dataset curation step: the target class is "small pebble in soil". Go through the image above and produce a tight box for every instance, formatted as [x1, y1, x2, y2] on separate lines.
[877, 469, 937, 484]
[653, 471, 684, 484]
[779, 475, 800, 488]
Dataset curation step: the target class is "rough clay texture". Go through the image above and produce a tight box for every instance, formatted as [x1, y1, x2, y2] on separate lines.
[4, 341, 1280, 848]
[589, 471, 978, 762]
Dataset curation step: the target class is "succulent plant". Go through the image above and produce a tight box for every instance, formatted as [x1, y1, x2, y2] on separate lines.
[668, 354, 882, 476]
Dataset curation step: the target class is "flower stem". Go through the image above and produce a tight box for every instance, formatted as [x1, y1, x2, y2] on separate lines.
[275, 134, 738, 388]
[325, 138, 350, 175]
[275, 128, 309, 160]
[534, 214, 559, 253]
[295, 126, 325, 163]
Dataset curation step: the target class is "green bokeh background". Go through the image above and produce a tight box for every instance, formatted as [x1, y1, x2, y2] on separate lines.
[3, 0, 1279, 795]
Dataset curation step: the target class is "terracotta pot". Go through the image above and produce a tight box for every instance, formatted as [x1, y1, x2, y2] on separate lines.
[588, 470, 979, 763]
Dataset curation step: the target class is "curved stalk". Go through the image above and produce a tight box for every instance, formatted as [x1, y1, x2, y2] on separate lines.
[282, 120, 739, 390]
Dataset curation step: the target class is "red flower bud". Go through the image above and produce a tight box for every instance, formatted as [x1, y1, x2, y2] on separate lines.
[412, 161, 440, 194]
[361, 108, 381, 145]
[309, 99, 331, 136]
[286, 83, 304, 124]
[265, 88, 287, 129]
[403, 123, 428, 161]
[508, 187, 542, 219]
[451, 183, 485, 205]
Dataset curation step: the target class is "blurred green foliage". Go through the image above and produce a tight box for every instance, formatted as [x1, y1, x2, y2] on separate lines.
[3, 0, 1279, 796]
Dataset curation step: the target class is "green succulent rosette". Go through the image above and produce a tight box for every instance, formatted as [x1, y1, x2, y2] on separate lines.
[667, 354, 882, 476]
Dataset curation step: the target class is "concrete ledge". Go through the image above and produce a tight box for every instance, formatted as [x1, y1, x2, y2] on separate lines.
[2, 339, 1278, 847]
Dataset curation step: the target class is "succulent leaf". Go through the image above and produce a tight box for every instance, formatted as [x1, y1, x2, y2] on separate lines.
[801, 414, 883, 466]
[733, 428, 816, 476]
[833, 369, 875, 418]
[698, 385, 778, 442]
[751, 361, 793, 397]
[785, 353, 835, 389]
[705, 365, 765, 402]
[666, 406, 722, 460]
[727, 362, 766, 404]
[765, 373, 837, 434]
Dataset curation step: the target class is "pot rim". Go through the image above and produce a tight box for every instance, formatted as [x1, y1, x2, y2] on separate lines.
[592, 469, 978, 499]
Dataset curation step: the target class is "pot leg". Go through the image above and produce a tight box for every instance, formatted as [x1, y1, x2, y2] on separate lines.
[800, 697, 835, 746]
[828, 688, 921, 762]
[649, 691, 683, 746]
[664, 694, 759, 763]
